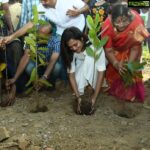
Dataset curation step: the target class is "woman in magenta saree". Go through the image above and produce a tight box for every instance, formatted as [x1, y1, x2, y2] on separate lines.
[102, 4, 149, 102]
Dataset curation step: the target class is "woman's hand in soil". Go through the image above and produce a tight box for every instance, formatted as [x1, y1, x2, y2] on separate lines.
[114, 60, 127, 75]
[89, 98, 96, 115]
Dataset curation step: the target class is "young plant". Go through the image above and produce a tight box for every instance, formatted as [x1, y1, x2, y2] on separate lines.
[24, 5, 51, 94]
[86, 13, 108, 84]
[121, 61, 146, 87]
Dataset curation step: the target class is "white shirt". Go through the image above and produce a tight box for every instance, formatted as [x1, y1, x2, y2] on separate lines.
[69, 47, 106, 94]
[38, 0, 85, 35]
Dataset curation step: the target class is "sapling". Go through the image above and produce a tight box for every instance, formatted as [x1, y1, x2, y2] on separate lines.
[86, 13, 108, 86]
[78, 14, 108, 115]
[24, 5, 51, 112]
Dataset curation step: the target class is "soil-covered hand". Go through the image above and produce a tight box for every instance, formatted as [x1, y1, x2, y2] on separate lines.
[0, 83, 16, 107]
[5, 78, 16, 91]
[76, 97, 82, 114]
[34, 80, 45, 91]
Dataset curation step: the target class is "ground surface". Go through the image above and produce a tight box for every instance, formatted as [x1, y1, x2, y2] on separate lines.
[0, 65, 150, 150]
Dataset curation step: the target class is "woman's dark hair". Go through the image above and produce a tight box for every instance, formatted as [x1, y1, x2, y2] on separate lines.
[61, 27, 87, 70]
[111, 4, 132, 22]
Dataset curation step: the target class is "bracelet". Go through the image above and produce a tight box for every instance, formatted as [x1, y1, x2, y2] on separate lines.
[41, 74, 48, 80]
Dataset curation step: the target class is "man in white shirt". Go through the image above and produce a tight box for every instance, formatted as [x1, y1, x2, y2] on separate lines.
[38, 0, 88, 35]
[0, 0, 89, 42]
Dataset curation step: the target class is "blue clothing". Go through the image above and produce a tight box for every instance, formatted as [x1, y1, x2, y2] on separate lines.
[18, 0, 40, 28]
[39, 35, 61, 62]
[25, 34, 67, 86]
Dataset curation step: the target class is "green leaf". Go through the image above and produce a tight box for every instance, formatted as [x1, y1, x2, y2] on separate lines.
[93, 37, 100, 49]
[95, 50, 103, 61]
[86, 47, 94, 57]
[37, 47, 48, 51]
[94, 13, 100, 28]
[30, 45, 36, 54]
[127, 61, 146, 72]
[37, 33, 49, 40]
[25, 36, 36, 47]
[24, 86, 33, 95]
[29, 33, 36, 40]
[26, 67, 37, 87]
[32, 5, 38, 24]
[97, 36, 108, 49]
[37, 40, 48, 45]
[38, 79, 52, 87]
[86, 15, 95, 30]
[38, 19, 49, 25]
[38, 56, 46, 65]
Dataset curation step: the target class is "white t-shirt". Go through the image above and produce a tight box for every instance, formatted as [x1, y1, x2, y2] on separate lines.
[69, 47, 106, 94]
[38, 0, 85, 35]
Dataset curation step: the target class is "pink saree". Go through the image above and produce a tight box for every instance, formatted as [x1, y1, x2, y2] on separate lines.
[102, 11, 149, 102]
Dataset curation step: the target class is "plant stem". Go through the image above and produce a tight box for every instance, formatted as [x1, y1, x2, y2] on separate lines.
[92, 51, 96, 88]
[35, 24, 39, 107]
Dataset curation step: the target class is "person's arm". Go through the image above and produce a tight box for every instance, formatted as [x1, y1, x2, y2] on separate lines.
[43, 52, 59, 79]
[68, 72, 80, 98]
[2, 2, 14, 34]
[91, 71, 104, 105]
[66, 2, 89, 17]
[68, 72, 81, 114]
[6, 50, 30, 85]
[105, 47, 126, 74]
[5, 50, 30, 90]
[83, 0, 89, 3]
[2, 21, 34, 44]
[128, 45, 141, 62]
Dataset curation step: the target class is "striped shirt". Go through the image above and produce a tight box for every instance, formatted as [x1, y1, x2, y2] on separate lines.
[39, 35, 61, 62]
[18, 0, 40, 28]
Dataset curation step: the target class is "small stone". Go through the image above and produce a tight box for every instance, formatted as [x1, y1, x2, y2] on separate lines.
[68, 134, 72, 138]
[128, 122, 134, 126]
[121, 121, 128, 126]
[22, 123, 29, 127]
[43, 134, 48, 139]
[0, 127, 10, 142]
[18, 134, 31, 150]
[139, 138, 147, 144]
[8, 118, 16, 123]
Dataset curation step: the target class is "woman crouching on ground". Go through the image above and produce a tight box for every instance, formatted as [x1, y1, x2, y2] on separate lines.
[61, 27, 106, 114]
